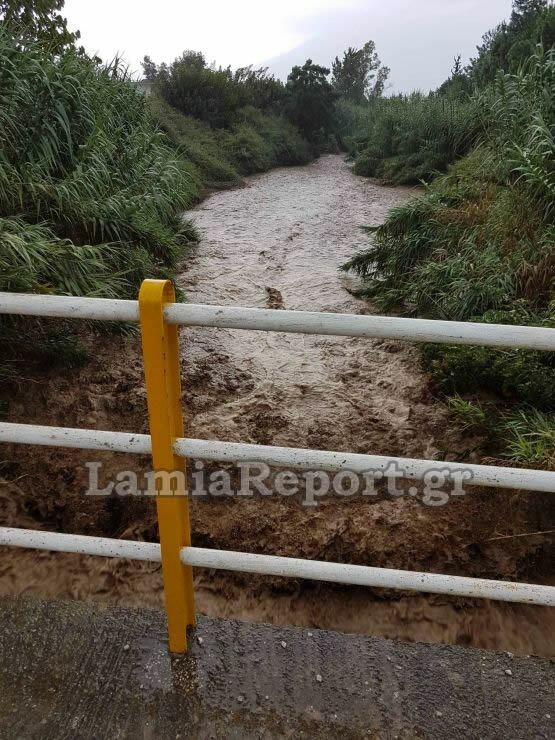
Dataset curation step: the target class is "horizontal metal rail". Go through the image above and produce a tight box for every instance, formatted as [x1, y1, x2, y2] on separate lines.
[0, 293, 139, 322]
[0, 526, 161, 561]
[176, 438, 555, 493]
[180, 547, 555, 607]
[0, 422, 152, 455]
[1, 292, 554, 350]
[1, 527, 553, 606]
[1, 422, 554, 492]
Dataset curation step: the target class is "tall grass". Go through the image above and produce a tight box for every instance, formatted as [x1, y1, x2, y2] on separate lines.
[0, 27, 196, 299]
[346, 49, 555, 319]
[148, 96, 240, 189]
[344, 48, 555, 459]
[501, 408, 555, 466]
[339, 92, 480, 184]
[0, 26, 200, 382]
[340, 3, 555, 185]
[483, 49, 555, 220]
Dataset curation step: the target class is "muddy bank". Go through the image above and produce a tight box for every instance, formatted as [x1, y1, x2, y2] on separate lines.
[0, 155, 553, 656]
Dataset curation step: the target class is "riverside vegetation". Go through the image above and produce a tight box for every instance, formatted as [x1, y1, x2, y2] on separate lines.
[342, 0, 555, 466]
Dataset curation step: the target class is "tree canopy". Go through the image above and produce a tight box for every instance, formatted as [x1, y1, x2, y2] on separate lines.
[469, 0, 554, 85]
[331, 41, 390, 102]
[0, 0, 80, 53]
[285, 59, 337, 144]
[512, 0, 549, 21]
[146, 50, 286, 129]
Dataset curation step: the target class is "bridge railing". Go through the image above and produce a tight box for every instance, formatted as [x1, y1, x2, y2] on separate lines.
[1, 281, 554, 653]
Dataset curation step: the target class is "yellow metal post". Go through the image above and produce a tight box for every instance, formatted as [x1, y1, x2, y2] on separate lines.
[139, 279, 195, 653]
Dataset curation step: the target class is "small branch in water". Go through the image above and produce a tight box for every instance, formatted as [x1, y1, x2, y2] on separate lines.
[485, 530, 555, 542]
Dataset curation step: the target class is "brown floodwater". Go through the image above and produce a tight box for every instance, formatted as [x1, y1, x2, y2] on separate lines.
[1, 155, 553, 656]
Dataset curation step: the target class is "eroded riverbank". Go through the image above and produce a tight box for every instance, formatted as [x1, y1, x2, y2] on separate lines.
[1, 155, 553, 656]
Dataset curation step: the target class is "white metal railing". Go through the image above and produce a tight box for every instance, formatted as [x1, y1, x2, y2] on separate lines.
[1, 288, 554, 647]
[0, 527, 552, 606]
[2, 291, 555, 349]
[1, 422, 554, 492]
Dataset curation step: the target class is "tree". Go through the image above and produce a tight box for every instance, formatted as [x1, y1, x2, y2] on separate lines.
[371, 64, 391, 98]
[436, 54, 472, 97]
[141, 55, 158, 81]
[331, 41, 389, 102]
[233, 65, 285, 110]
[512, 0, 548, 20]
[285, 59, 336, 145]
[0, 0, 80, 53]
[469, 0, 553, 85]
[173, 49, 206, 69]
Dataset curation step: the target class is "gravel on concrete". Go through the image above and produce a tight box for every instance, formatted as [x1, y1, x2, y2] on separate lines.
[0, 594, 553, 738]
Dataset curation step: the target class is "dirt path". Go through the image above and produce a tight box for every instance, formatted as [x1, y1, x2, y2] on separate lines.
[1, 155, 553, 656]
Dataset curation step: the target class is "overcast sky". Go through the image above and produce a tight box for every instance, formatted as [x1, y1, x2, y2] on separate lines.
[64, 0, 514, 93]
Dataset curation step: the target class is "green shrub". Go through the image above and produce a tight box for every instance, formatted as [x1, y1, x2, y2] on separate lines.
[345, 51, 555, 318]
[224, 122, 271, 174]
[234, 106, 311, 167]
[0, 26, 204, 379]
[149, 50, 314, 161]
[340, 5, 555, 185]
[0, 25, 313, 317]
[154, 51, 286, 129]
[149, 97, 312, 185]
[25, 329, 90, 370]
[469, 1, 555, 87]
[424, 343, 555, 410]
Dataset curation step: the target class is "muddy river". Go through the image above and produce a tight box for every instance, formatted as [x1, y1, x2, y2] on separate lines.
[1, 155, 553, 656]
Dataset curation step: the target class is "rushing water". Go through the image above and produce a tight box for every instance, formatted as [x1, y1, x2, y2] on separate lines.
[176, 155, 553, 656]
[1, 155, 553, 656]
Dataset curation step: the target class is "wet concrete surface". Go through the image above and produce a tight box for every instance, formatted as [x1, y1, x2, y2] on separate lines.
[0, 595, 552, 738]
